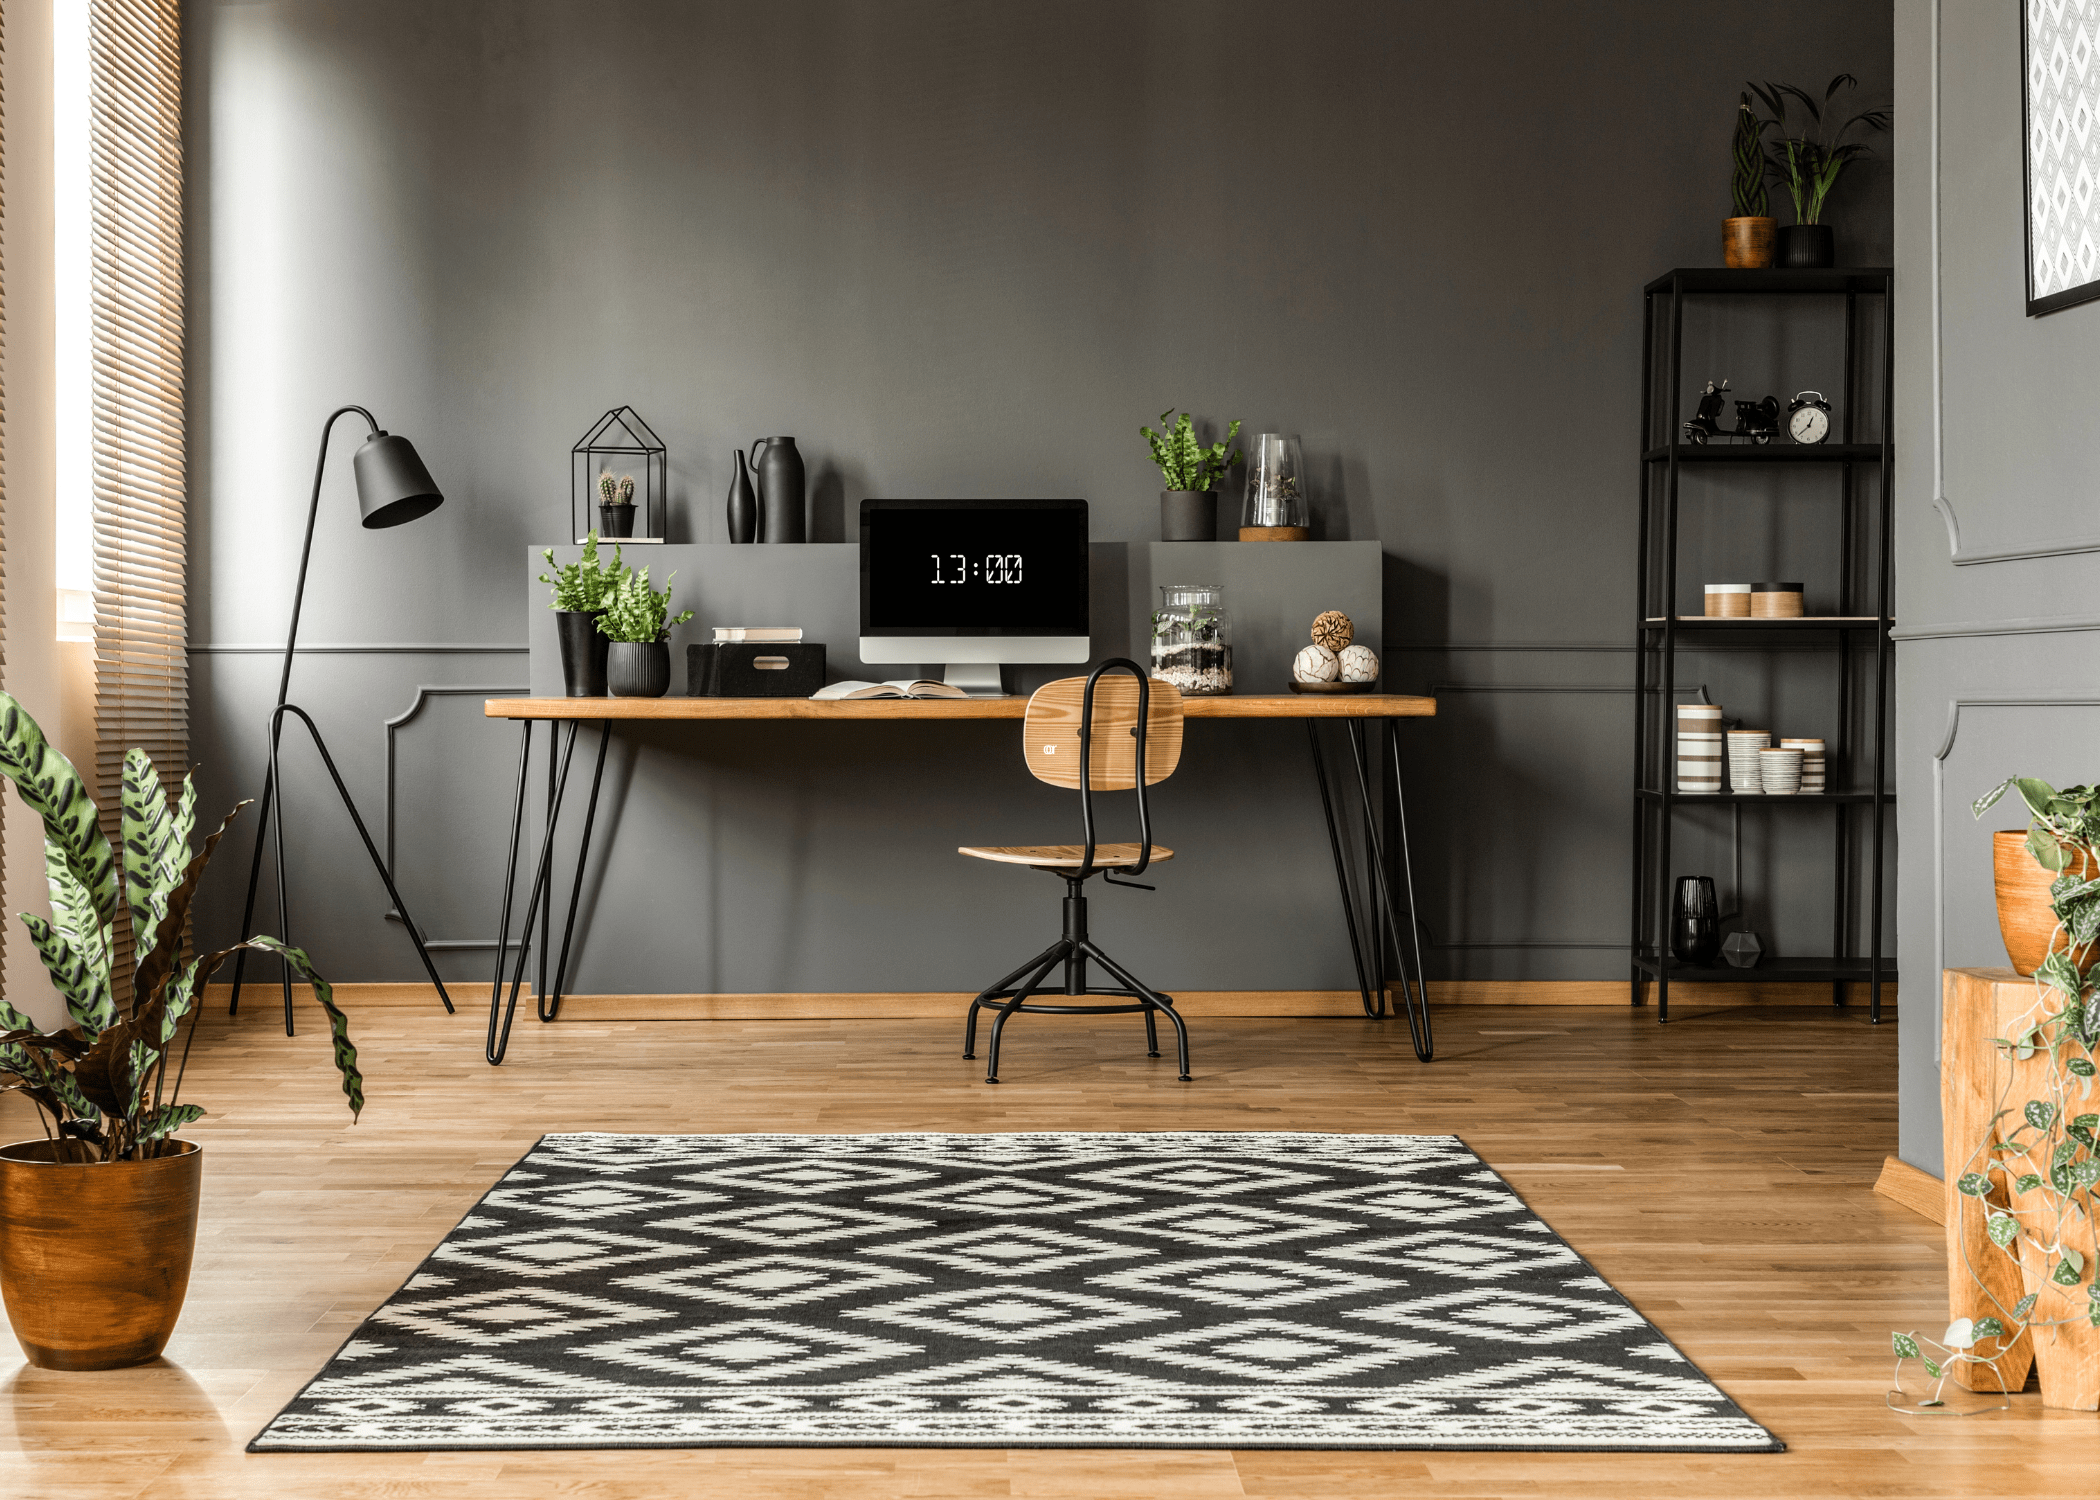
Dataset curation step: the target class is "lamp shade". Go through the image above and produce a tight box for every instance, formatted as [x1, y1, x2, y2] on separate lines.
[352, 430, 443, 529]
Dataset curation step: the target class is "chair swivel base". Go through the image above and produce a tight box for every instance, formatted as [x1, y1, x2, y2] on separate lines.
[962, 925, 1191, 1084]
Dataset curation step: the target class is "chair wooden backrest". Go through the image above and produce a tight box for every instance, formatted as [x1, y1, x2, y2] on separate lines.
[1024, 671, 1184, 790]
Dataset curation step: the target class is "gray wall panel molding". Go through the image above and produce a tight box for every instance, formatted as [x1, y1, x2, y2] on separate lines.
[190, 643, 528, 655]
[1891, 615, 2100, 642]
[381, 684, 529, 950]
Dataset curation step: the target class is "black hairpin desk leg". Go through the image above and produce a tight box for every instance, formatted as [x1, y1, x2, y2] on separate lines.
[1308, 720, 1380, 1018]
[541, 721, 612, 1024]
[1344, 719, 1435, 1062]
[486, 721, 579, 1065]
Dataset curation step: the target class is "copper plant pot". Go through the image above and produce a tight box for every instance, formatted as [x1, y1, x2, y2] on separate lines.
[0, 1138, 202, 1369]
[1723, 216, 1775, 269]
[1992, 829, 2100, 977]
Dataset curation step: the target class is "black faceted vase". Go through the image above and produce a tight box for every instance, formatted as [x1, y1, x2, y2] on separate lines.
[1670, 875, 1722, 966]
[1777, 223, 1834, 269]
[555, 611, 608, 697]
[607, 640, 671, 698]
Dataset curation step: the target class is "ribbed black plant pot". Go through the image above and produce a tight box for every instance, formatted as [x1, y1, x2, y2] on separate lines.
[607, 640, 671, 698]
[1777, 223, 1834, 269]
[555, 611, 609, 697]
[1160, 490, 1218, 542]
[599, 503, 636, 538]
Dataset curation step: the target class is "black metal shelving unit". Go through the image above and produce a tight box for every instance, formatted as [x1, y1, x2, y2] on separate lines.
[1631, 267, 1894, 1024]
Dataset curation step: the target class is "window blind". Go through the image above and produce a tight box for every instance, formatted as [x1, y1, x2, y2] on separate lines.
[89, 0, 183, 1001]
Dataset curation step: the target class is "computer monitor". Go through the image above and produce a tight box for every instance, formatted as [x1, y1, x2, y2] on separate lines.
[859, 498, 1090, 696]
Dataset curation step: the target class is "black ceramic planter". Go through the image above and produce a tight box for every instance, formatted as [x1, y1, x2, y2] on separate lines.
[608, 640, 671, 698]
[555, 611, 609, 697]
[1777, 223, 1834, 269]
[599, 503, 636, 538]
[1160, 490, 1218, 542]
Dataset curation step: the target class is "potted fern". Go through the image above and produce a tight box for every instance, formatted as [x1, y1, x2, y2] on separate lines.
[538, 530, 627, 697]
[598, 565, 695, 697]
[0, 696, 357, 1369]
[1723, 91, 1774, 268]
[1141, 409, 1242, 542]
[1749, 74, 1890, 269]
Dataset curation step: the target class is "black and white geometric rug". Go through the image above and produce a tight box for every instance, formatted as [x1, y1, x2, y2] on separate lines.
[250, 1133, 1780, 1452]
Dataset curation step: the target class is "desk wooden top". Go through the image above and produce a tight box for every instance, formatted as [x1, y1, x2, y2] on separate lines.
[485, 693, 1435, 721]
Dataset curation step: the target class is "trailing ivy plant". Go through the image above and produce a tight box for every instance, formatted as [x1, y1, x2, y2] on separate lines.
[1140, 409, 1242, 493]
[0, 694, 359, 1161]
[1892, 776, 2100, 1404]
[1748, 74, 1889, 226]
[596, 565, 695, 644]
[537, 530, 627, 613]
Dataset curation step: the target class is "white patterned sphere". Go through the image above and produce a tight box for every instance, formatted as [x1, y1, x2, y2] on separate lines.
[1293, 644, 1340, 683]
[1337, 643, 1379, 683]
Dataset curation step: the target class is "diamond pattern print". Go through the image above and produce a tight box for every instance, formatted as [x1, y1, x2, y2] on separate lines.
[253, 1133, 1780, 1453]
[2029, 0, 2100, 300]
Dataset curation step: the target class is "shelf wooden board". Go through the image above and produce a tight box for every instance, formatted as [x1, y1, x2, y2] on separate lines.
[1641, 442, 1887, 464]
[1632, 954, 1896, 984]
[486, 692, 1436, 721]
[1643, 615, 1883, 628]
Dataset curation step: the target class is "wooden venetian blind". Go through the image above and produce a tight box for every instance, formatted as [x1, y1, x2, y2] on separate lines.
[89, 0, 183, 1000]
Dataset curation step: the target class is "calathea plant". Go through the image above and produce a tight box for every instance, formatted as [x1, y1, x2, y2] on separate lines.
[0, 695, 359, 1161]
[1749, 74, 1889, 226]
[596, 565, 696, 644]
[1140, 410, 1243, 493]
[1891, 777, 2100, 1400]
[537, 530, 627, 613]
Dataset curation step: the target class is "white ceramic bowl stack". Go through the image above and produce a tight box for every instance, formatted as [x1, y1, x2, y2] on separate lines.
[1758, 746, 1804, 795]
[1726, 729, 1770, 794]
[1676, 704, 1722, 793]
[1780, 737, 1826, 794]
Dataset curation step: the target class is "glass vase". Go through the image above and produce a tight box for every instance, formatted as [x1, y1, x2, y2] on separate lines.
[1242, 433, 1309, 536]
[1151, 584, 1233, 696]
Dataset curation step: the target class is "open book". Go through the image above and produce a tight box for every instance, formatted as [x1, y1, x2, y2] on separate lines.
[811, 679, 968, 701]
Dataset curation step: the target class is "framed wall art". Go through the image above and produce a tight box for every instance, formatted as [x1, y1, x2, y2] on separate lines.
[2024, 0, 2100, 316]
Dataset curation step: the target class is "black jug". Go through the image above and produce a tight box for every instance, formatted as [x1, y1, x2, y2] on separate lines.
[726, 448, 757, 544]
[753, 436, 805, 544]
[1670, 876, 1721, 966]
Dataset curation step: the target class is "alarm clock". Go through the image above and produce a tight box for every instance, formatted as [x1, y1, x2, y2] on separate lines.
[1786, 391, 1832, 445]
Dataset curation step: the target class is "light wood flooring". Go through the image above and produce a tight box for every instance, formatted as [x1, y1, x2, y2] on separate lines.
[1, 999, 2093, 1497]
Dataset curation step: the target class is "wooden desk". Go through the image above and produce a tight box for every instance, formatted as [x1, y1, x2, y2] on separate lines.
[480, 692, 1438, 1067]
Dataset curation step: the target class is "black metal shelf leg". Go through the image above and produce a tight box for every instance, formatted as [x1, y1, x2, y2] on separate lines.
[1307, 720, 1379, 1017]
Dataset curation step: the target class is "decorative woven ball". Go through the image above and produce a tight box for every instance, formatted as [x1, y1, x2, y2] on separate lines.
[1337, 643, 1379, 683]
[1293, 644, 1340, 683]
[1310, 610, 1354, 651]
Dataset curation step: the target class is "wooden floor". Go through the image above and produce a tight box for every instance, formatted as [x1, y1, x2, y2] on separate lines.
[1, 999, 2093, 1497]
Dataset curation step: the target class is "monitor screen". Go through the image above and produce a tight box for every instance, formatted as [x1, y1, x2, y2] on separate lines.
[860, 499, 1089, 637]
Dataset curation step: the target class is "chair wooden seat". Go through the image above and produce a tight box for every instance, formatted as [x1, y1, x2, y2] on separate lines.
[959, 842, 1174, 870]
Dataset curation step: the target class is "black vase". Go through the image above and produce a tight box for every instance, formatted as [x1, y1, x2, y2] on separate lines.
[555, 611, 608, 697]
[1671, 876, 1722, 966]
[753, 436, 805, 544]
[599, 503, 636, 538]
[607, 640, 671, 698]
[1778, 223, 1834, 269]
[1160, 490, 1217, 542]
[726, 448, 758, 544]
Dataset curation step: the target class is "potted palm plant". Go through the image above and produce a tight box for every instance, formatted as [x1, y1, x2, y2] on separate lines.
[598, 565, 695, 698]
[0, 697, 357, 1369]
[1141, 409, 1243, 542]
[1749, 74, 1890, 269]
[538, 530, 626, 697]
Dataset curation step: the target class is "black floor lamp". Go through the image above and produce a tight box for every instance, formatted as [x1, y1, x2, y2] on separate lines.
[226, 405, 457, 1032]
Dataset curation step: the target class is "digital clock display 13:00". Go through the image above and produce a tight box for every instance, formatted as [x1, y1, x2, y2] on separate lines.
[862, 502, 1089, 634]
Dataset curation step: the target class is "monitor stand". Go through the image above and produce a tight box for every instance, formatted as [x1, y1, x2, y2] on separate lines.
[941, 662, 1008, 698]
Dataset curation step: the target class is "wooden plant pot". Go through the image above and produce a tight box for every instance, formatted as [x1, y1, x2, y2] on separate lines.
[1722, 216, 1775, 269]
[0, 1138, 201, 1369]
[1992, 829, 2099, 977]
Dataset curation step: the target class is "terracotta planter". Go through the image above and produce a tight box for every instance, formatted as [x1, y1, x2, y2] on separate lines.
[1992, 829, 2100, 976]
[1722, 216, 1775, 269]
[0, 1138, 201, 1369]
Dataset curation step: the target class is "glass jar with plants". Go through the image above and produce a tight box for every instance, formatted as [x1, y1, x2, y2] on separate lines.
[1151, 584, 1232, 696]
[1749, 74, 1890, 270]
[1242, 434, 1309, 540]
[598, 565, 695, 698]
[0, 699, 359, 1369]
[1140, 408, 1242, 542]
[538, 530, 627, 697]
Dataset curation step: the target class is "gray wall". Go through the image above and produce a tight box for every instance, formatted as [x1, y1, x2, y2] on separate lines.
[185, 1, 1894, 996]
[1891, 2, 2100, 1173]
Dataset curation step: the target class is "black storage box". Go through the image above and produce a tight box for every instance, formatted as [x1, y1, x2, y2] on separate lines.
[688, 642, 827, 698]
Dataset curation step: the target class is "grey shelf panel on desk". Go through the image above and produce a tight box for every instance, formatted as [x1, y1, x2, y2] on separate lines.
[1637, 789, 1892, 805]
[1641, 267, 1892, 296]
[1641, 443, 1887, 465]
[1633, 954, 1897, 985]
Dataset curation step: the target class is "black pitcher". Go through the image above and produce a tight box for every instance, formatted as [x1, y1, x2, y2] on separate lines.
[726, 448, 758, 543]
[1670, 875, 1721, 966]
[753, 436, 805, 543]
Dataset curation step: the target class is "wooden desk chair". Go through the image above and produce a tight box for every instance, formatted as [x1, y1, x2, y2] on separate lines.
[958, 658, 1190, 1083]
